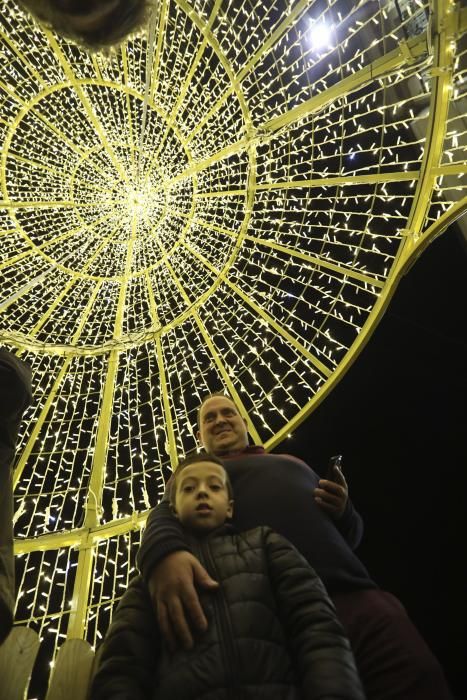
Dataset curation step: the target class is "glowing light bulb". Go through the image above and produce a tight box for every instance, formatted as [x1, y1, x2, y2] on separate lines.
[127, 188, 148, 216]
[309, 21, 334, 51]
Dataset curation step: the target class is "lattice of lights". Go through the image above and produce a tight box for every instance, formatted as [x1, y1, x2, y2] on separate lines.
[0, 0, 465, 695]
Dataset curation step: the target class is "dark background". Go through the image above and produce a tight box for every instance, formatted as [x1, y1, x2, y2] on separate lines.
[279, 225, 467, 699]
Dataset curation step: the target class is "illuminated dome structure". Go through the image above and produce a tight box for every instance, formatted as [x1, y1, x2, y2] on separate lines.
[1, 0, 466, 688]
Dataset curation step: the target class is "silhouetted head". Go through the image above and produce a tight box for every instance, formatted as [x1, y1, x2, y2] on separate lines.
[16, 0, 152, 50]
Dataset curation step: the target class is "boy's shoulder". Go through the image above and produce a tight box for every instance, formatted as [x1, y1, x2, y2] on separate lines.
[216, 525, 288, 550]
[190, 526, 297, 561]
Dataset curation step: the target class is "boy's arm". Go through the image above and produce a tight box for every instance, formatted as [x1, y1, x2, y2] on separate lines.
[264, 529, 365, 700]
[90, 576, 159, 700]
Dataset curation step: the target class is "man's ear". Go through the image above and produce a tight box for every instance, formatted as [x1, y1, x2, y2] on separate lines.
[196, 429, 201, 445]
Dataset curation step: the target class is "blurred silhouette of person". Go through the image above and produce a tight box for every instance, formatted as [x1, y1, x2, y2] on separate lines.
[15, 0, 152, 49]
[0, 348, 31, 645]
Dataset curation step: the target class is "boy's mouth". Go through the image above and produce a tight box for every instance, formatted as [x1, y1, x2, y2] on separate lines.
[196, 503, 212, 511]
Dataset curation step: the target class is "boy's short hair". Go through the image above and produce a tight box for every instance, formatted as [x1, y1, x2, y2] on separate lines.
[170, 452, 233, 505]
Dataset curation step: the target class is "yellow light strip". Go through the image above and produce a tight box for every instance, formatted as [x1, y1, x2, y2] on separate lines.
[121, 45, 137, 179]
[149, 0, 169, 104]
[395, 0, 457, 262]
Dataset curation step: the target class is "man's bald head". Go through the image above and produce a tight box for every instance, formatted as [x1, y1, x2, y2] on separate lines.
[197, 394, 249, 456]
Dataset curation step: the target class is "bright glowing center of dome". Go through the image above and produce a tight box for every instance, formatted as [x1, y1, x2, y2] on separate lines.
[126, 186, 152, 216]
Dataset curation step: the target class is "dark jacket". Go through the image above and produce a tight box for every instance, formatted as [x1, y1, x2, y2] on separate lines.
[92, 526, 365, 700]
[137, 448, 375, 594]
[0, 348, 32, 644]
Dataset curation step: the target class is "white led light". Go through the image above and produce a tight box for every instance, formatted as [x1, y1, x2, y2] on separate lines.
[309, 20, 334, 51]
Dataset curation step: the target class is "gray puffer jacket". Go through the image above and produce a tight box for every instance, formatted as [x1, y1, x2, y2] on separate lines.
[91, 526, 365, 700]
[0, 348, 32, 644]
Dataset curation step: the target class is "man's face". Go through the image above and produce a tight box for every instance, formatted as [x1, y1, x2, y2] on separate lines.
[173, 461, 233, 534]
[197, 396, 249, 455]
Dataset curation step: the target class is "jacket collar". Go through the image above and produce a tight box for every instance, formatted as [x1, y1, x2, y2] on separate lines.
[185, 522, 237, 546]
[221, 445, 266, 459]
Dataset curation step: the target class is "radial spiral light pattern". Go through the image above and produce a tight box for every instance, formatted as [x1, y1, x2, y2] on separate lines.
[0, 0, 466, 691]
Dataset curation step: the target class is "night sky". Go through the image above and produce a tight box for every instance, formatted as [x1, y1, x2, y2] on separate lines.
[275, 225, 467, 699]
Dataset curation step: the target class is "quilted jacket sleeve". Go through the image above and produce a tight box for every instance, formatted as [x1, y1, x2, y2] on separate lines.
[264, 529, 365, 699]
[90, 576, 159, 700]
[136, 482, 191, 585]
[334, 498, 364, 551]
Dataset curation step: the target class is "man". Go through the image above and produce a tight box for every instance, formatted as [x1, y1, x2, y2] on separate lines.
[137, 393, 453, 700]
[15, 0, 150, 49]
[0, 348, 32, 644]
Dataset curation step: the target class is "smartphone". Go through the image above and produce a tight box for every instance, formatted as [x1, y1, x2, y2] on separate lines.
[325, 454, 343, 481]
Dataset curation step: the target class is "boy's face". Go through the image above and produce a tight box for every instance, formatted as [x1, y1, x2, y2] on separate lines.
[173, 461, 233, 534]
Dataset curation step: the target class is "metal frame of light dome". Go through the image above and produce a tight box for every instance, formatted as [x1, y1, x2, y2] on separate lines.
[0, 0, 465, 678]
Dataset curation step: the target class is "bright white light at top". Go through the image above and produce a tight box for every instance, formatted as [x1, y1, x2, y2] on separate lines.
[125, 183, 153, 217]
[309, 20, 335, 51]
[128, 189, 146, 213]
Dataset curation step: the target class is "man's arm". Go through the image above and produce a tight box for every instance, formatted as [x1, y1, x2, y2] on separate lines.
[136, 498, 190, 584]
[313, 461, 364, 549]
[334, 498, 364, 550]
[90, 576, 158, 700]
[264, 529, 365, 700]
[136, 496, 219, 650]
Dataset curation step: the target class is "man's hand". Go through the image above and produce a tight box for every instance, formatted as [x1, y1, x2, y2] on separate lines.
[313, 465, 348, 519]
[148, 551, 219, 651]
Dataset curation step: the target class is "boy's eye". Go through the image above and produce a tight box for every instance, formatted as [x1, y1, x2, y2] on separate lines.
[182, 485, 194, 492]
[210, 484, 222, 491]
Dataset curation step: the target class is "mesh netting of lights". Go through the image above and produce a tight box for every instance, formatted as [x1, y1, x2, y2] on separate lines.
[0, 0, 466, 677]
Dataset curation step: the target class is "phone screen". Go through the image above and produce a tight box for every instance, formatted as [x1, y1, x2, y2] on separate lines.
[326, 454, 342, 480]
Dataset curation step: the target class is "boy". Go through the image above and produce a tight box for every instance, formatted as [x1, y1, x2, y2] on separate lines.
[91, 452, 365, 699]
